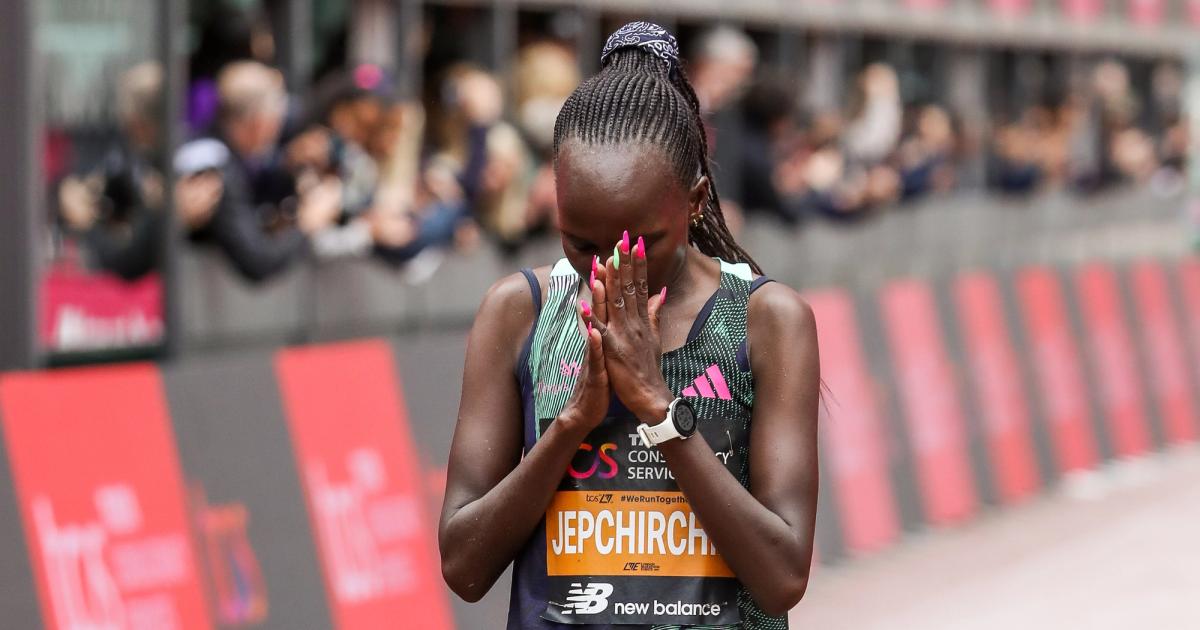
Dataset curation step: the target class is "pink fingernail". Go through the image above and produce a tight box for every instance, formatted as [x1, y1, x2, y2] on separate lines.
[621, 230, 630, 255]
[660, 286, 667, 303]
[579, 299, 590, 316]
[636, 236, 646, 259]
[587, 321, 593, 335]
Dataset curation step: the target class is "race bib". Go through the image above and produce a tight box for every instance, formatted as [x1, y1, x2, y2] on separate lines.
[539, 413, 744, 626]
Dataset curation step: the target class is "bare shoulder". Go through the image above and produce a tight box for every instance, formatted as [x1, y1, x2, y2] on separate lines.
[747, 279, 816, 340]
[472, 266, 554, 361]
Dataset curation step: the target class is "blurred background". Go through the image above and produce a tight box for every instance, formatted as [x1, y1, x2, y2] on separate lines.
[0, 0, 1199, 628]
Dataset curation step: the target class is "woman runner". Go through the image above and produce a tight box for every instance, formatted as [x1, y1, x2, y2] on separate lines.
[439, 21, 819, 629]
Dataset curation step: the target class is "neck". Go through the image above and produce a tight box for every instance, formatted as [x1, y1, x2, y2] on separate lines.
[661, 246, 717, 305]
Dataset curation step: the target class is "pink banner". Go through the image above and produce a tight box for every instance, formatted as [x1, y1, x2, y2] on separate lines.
[39, 267, 164, 353]
[1129, 261, 1197, 444]
[989, 0, 1033, 18]
[1015, 268, 1098, 473]
[880, 280, 977, 526]
[806, 289, 900, 554]
[1074, 264, 1152, 458]
[1128, 0, 1165, 25]
[1061, 0, 1103, 22]
[954, 272, 1040, 504]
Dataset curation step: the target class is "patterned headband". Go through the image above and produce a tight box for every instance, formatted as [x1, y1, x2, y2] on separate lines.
[600, 21, 680, 69]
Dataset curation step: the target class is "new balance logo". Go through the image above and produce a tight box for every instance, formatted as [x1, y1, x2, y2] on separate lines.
[563, 582, 613, 615]
[681, 364, 732, 400]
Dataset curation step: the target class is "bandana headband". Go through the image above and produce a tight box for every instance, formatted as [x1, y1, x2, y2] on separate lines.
[600, 21, 680, 69]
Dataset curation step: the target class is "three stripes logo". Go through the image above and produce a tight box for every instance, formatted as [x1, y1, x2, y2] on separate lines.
[680, 364, 732, 400]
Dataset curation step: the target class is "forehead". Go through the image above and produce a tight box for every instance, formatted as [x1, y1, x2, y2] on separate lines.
[556, 140, 686, 232]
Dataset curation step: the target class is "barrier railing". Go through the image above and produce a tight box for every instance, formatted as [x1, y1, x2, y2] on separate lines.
[4, 249, 1199, 628]
[179, 187, 1188, 352]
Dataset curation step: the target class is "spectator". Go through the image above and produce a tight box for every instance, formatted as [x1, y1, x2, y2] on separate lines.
[843, 63, 903, 165]
[689, 26, 759, 212]
[428, 64, 530, 249]
[737, 78, 808, 224]
[896, 105, 957, 200]
[57, 62, 166, 281]
[179, 61, 341, 283]
[512, 41, 581, 234]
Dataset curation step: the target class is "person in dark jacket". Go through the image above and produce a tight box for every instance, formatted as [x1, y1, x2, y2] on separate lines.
[57, 62, 167, 281]
[178, 61, 340, 282]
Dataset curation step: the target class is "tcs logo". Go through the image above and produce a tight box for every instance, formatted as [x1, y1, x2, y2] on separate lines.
[569, 443, 619, 479]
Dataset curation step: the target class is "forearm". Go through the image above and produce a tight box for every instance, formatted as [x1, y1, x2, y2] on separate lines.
[659, 433, 811, 614]
[441, 415, 588, 601]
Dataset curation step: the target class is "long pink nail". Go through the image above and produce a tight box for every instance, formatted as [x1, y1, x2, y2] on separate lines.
[636, 236, 646, 259]
[579, 299, 591, 317]
[587, 321, 593, 336]
[660, 286, 667, 304]
[621, 230, 630, 255]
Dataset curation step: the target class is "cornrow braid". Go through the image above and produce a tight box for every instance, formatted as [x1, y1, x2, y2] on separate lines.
[552, 35, 763, 275]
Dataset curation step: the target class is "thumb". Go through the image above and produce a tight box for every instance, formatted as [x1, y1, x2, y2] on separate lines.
[648, 286, 666, 338]
[586, 327, 605, 377]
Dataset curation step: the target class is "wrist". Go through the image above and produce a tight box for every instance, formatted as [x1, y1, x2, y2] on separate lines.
[633, 386, 676, 425]
[556, 406, 597, 440]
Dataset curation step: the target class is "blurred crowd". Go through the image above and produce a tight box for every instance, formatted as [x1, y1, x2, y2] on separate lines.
[51, 13, 1191, 284]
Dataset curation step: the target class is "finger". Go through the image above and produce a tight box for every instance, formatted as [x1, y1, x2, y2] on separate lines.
[579, 299, 593, 338]
[586, 326, 605, 374]
[619, 231, 637, 315]
[633, 234, 649, 320]
[605, 250, 626, 323]
[584, 308, 610, 343]
[590, 255, 608, 324]
[648, 285, 666, 338]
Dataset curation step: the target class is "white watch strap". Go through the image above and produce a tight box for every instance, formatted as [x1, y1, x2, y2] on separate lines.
[637, 401, 683, 446]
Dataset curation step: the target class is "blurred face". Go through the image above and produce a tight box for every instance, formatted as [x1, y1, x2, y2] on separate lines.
[555, 141, 703, 292]
[225, 96, 286, 159]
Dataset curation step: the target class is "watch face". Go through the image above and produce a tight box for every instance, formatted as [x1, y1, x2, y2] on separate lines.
[673, 401, 697, 435]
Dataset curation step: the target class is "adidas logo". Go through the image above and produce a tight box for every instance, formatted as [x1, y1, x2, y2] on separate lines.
[681, 364, 732, 400]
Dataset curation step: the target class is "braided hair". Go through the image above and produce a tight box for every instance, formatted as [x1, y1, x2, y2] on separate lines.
[552, 22, 763, 275]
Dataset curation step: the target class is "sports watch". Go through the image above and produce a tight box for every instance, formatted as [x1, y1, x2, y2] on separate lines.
[637, 397, 698, 447]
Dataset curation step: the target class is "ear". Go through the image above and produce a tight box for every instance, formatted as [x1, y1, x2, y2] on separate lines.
[688, 176, 710, 217]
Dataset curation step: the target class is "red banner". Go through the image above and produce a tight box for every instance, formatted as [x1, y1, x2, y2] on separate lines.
[275, 340, 452, 630]
[1074, 264, 1152, 458]
[39, 267, 164, 353]
[806, 289, 899, 554]
[0, 365, 210, 630]
[1016, 268, 1098, 473]
[1130, 261, 1197, 444]
[880, 280, 977, 526]
[953, 272, 1040, 504]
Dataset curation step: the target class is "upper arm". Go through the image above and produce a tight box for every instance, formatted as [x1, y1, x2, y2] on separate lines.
[440, 271, 541, 523]
[746, 282, 820, 535]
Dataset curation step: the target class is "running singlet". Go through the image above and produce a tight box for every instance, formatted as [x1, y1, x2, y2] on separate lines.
[509, 257, 786, 629]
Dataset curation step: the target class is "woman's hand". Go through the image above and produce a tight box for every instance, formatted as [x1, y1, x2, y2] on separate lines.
[559, 301, 610, 433]
[584, 231, 671, 423]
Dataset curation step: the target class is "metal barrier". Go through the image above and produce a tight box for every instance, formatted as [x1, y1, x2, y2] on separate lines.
[179, 187, 1189, 353]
